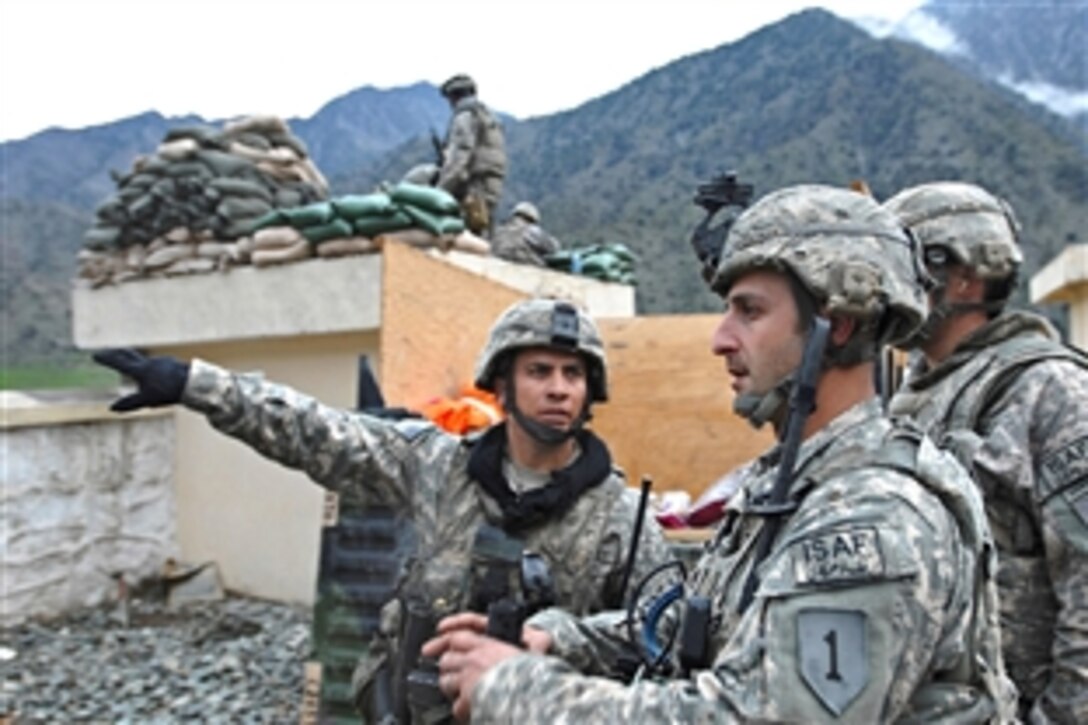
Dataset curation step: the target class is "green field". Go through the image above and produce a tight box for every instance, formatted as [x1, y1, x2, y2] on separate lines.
[1, 364, 119, 391]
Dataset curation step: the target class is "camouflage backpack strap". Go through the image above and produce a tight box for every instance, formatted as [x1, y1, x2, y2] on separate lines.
[948, 337, 1088, 434]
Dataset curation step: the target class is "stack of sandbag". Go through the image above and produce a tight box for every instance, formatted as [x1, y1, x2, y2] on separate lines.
[78, 115, 328, 287]
[543, 243, 638, 285]
[245, 181, 489, 267]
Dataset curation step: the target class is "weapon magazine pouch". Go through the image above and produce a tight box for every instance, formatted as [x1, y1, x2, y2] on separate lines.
[469, 524, 524, 612]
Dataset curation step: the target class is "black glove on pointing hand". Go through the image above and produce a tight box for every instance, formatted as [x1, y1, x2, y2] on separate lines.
[92, 348, 190, 413]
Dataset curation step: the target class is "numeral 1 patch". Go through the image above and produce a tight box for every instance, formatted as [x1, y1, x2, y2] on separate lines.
[798, 608, 868, 715]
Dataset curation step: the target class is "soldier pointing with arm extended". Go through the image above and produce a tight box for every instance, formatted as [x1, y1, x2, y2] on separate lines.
[423, 184, 1017, 723]
[93, 297, 672, 724]
[883, 181, 1088, 724]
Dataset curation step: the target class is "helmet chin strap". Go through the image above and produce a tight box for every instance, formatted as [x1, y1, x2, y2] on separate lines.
[905, 279, 1000, 347]
[733, 374, 793, 430]
[504, 378, 591, 446]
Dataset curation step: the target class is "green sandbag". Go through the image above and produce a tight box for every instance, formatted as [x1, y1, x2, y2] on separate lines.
[400, 205, 465, 236]
[300, 217, 354, 244]
[218, 196, 273, 221]
[84, 225, 121, 250]
[280, 201, 334, 228]
[247, 209, 288, 232]
[210, 177, 273, 202]
[353, 210, 414, 237]
[275, 188, 304, 208]
[332, 193, 395, 220]
[389, 182, 461, 216]
[194, 149, 256, 177]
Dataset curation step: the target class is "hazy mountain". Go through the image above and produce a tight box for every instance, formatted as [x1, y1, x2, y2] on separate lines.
[2, 8, 1085, 368]
[861, 0, 1088, 122]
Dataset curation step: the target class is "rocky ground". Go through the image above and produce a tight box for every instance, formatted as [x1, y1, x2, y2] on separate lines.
[1, 594, 313, 723]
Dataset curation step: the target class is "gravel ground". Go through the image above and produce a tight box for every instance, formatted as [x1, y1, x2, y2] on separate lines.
[1, 594, 313, 724]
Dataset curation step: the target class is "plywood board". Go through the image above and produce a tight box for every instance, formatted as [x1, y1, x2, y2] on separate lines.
[379, 241, 523, 406]
[593, 315, 774, 501]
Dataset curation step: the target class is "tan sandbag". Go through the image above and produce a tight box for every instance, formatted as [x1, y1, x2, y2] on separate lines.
[252, 238, 311, 267]
[164, 226, 191, 244]
[157, 138, 199, 161]
[315, 236, 378, 258]
[297, 158, 329, 192]
[163, 257, 218, 276]
[223, 115, 290, 136]
[451, 230, 491, 255]
[144, 244, 195, 270]
[235, 236, 255, 261]
[255, 160, 305, 183]
[146, 237, 168, 254]
[125, 244, 146, 269]
[380, 228, 442, 248]
[197, 241, 240, 261]
[253, 226, 304, 250]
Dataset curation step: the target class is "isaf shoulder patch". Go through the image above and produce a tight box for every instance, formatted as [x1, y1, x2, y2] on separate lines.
[791, 526, 884, 586]
[798, 608, 868, 716]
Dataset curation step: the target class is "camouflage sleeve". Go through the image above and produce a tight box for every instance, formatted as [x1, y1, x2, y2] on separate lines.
[525, 607, 636, 678]
[181, 358, 441, 503]
[472, 469, 970, 722]
[976, 360, 1088, 722]
[437, 110, 476, 195]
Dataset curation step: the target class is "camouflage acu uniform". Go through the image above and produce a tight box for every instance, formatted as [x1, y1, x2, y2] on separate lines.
[490, 214, 561, 267]
[437, 96, 506, 237]
[890, 310, 1088, 722]
[468, 399, 1012, 722]
[180, 358, 672, 721]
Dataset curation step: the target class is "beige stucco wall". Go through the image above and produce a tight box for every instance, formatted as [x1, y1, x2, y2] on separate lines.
[1031, 244, 1088, 347]
[159, 332, 379, 606]
[1, 392, 176, 626]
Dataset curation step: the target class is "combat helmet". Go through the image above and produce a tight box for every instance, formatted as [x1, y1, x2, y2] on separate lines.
[882, 181, 1022, 285]
[512, 201, 540, 224]
[440, 74, 477, 99]
[475, 298, 608, 402]
[712, 184, 928, 357]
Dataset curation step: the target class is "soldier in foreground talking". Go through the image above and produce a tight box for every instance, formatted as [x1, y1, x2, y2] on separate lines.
[423, 184, 1018, 722]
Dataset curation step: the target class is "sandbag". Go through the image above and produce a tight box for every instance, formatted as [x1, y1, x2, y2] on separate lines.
[331, 194, 395, 220]
[353, 209, 414, 237]
[315, 236, 379, 258]
[84, 225, 121, 250]
[252, 238, 310, 267]
[253, 226, 305, 250]
[299, 218, 354, 244]
[400, 204, 465, 236]
[209, 177, 273, 202]
[388, 182, 461, 216]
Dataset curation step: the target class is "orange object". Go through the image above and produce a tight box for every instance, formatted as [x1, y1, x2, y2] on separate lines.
[420, 384, 503, 435]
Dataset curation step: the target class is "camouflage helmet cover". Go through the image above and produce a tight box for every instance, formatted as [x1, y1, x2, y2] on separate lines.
[881, 181, 1023, 282]
[474, 298, 608, 402]
[711, 184, 927, 347]
[512, 201, 540, 224]
[440, 74, 477, 98]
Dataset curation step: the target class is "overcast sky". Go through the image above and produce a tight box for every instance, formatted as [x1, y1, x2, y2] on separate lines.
[0, 0, 926, 142]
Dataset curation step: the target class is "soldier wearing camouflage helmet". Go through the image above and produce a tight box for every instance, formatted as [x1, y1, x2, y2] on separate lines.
[884, 181, 1088, 723]
[490, 200, 562, 267]
[436, 73, 507, 238]
[423, 184, 1016, 723]
[91, 296, 671, 724]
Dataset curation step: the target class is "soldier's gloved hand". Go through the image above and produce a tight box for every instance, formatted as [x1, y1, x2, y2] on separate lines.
[92, 348, 190, 412]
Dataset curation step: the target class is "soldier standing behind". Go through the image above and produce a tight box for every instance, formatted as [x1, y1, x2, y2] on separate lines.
[436, 74, 507, 239]
[490, 201, 562, 267]
[424, 185, 1016, 722]
[91, 297, 672, 724]
[884, 181, 1088, 724]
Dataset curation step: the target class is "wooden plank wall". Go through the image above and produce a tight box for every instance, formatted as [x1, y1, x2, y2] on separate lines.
[379, 241, 772, 502]
[379, 240, 522, 406]
[593, 315, 773, 502]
